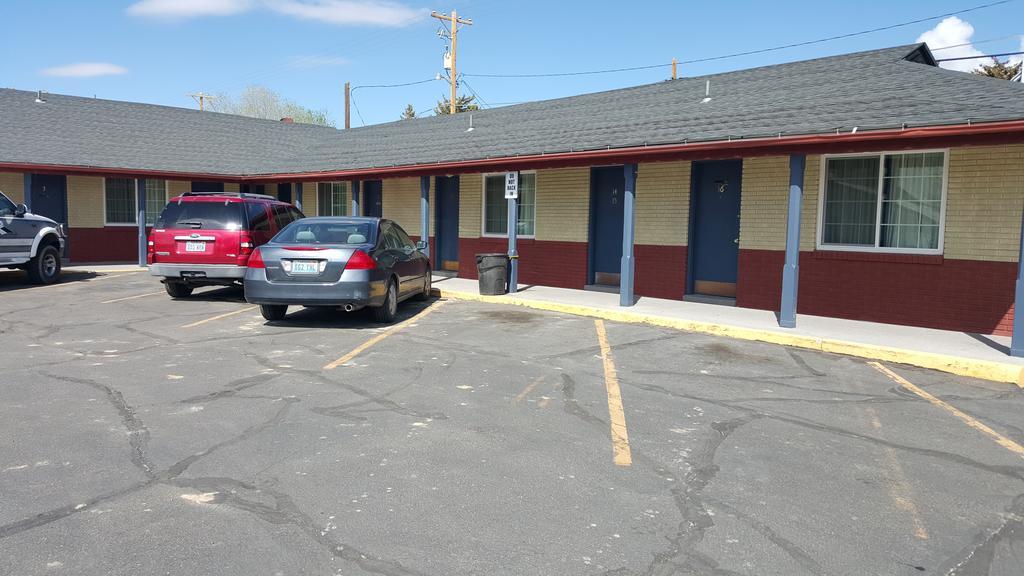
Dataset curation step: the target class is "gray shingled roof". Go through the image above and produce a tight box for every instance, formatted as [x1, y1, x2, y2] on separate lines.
[2, 43, 1022, 177]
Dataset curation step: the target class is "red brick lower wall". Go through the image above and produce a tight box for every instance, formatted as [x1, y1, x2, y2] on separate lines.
[457, 238, 589, 289]
[635, 245, 687, 299]
[738, 248, 1016, 335]
[68, 227, 143, 263]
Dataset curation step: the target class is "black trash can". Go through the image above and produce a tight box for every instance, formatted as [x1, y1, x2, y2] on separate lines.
[476, 253, 509, 295]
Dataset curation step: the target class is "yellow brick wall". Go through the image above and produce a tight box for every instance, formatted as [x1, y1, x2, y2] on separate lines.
[300, 182, 316, 216]
[67, 176, 105, 228]
[945, 144, 1024, 262]
[382, 177, 432, 237]
[167, 180, 191, 198]
[536, 167, 590, 243]
[735, 155, 821, 252]
[0, 172, 24, 203]
[224, 182, 240, 193]
[637, 161, 690, 246]
[738, 156, 789, 250]
[459, 173, 484, 238]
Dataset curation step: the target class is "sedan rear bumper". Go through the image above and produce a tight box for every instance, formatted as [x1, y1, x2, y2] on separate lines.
[243, 268, 386, 307]
[150, 263, 247, 279]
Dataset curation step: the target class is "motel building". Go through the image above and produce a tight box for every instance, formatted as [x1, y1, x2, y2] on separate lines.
[3, 44, 1024, 345]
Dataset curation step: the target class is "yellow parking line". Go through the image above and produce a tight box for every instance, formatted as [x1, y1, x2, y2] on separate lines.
[865, 407, 929, 540]
[869, 362, 1024, 458]
[181, 306, 258, 329]
[323, 300, 447, 370]
[594, 319, 632, 467]
[514, 376, 544, 403]
[102, 291, 164, 304]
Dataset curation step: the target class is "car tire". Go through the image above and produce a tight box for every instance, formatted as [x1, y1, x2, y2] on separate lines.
[415, 271, 431, 301]
[164, 281, 193, 299]
[260, 304, 288, 321]
[372, 279, 398, 323]
[27, 244, 61, 285]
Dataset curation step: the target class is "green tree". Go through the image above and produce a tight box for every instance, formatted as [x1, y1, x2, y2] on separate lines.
[434, 94, 479, 115]
[972, 59, 1022, 80]
[401, 104, 417, 120]
[209, 85, 335, 127]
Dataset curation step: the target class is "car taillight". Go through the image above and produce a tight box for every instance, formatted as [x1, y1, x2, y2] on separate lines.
[247, 248, 266, 269]
[146, 236, 155, 265]
[239, 231, 254, 255]
[344, 250, 376, 270]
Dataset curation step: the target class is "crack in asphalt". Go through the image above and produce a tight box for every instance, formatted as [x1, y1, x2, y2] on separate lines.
[942, 492, 1024, 575]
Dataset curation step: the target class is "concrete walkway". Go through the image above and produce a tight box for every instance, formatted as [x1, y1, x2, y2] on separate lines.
[431, 275, 1024, 386]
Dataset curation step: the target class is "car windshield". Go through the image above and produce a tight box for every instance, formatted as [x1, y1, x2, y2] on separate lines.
[155, 201, 246, 230]
[275, 221, 374, 245]
[0, 191, 15, 216]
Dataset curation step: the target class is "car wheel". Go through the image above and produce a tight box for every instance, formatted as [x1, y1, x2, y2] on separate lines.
[372, 279, 398, 323]
[27, 244, 61, 285]
[260, 304, 288, 321]
[415, 271, 431, 301]
[164, 281, 193, 299]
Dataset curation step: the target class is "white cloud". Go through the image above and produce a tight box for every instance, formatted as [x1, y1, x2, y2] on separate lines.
[127, 0, 254, 19]
[289, 55, 349, 69]
[917, 16, 993, 73]
[40, 62, 128, 77]
[265, 1, 426, 27]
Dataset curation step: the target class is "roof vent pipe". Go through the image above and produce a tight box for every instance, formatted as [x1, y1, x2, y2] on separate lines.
[466, 114, 474, 132]
[34, 90, 46, 103]
[280, 117, 294, 123]
[701, 80, 711, 103]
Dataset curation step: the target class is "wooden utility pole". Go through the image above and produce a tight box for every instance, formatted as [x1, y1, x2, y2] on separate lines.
[671, 58, 678, 80]
[189, 92, 216, 111]
[431, 9, 472, 114]
[344, 82, 351, 129]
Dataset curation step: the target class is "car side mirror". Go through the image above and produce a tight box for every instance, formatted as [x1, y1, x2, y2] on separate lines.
[13, 203, 27, 217]
[415, 240, 427, 251]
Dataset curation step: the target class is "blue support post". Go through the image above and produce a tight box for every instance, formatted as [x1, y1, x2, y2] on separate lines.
[620, 163, 637, 307]
[507, 173, 519, 294]
[23, 173, 32, 211]
[293, 182, 303, 212]
[137, 178, 147, 267]
[420, 176, 430, 261]
[351, 180, 361, 216]
[779, 154, 806, 328]
[1011, 208, 1024, 356]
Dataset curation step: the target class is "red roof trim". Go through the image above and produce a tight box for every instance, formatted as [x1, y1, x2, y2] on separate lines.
[3, 120, 1024, 182]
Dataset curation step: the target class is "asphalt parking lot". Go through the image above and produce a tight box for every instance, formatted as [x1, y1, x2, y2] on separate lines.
[1, 270, 1023, 576]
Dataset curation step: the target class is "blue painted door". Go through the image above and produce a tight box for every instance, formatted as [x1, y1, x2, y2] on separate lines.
[434, 176, 459, 271]
[363, 180, 382, 218]
[31, 174, 67, 225]
[276, 183, 292, 203]
[691, 160, 742, 297]
[589, 166, 625, 286]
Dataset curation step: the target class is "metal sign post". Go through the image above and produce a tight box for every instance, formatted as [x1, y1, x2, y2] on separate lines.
[505, 172, 519, 294]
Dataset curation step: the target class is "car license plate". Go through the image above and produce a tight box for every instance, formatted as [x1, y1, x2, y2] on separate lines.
[291, 260, 319, 275]
[185, 241, 206, 252]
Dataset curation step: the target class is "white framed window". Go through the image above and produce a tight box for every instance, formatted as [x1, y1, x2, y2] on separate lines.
[317, 182, 348, 216]
[482, 172, 536, 237]
[144, 180, 168, 226]
[816, 150, 947, 254]
[104, 177, 137, 225]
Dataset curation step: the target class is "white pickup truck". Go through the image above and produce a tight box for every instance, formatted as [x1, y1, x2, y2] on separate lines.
[0, 189, 67, 284]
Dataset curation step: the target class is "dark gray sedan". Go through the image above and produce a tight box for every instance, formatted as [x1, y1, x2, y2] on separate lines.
[244, 217, 431, 323]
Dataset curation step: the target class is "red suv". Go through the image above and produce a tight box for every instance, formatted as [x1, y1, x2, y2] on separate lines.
[148, 192, 304, 298]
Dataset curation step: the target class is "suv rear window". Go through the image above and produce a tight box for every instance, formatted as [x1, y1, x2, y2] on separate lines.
[155, 201, 246, 230]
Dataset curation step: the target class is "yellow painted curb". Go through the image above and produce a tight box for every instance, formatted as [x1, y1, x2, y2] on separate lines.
[433, 288, 1024, 388]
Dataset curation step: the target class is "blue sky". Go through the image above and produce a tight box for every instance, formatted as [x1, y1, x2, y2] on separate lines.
[2, 0, 1021, 126]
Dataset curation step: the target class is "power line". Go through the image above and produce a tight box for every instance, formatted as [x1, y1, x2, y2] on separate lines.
[349, 77, 439, 126]
[464, 0, 1015, 79]
[460, 77, 490, 107]
[930, 33, 1022, 51]
[936, 50, 1024, 61]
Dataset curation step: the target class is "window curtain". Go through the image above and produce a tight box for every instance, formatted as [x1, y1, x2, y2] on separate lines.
[822, 157, 880, 246]
[880, 152, 943, 250]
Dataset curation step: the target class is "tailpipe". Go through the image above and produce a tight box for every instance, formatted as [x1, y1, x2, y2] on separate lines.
[343, 304, 356, 312]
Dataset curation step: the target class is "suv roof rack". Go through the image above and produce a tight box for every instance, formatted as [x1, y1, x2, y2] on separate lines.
[181, 191, 277, 200]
